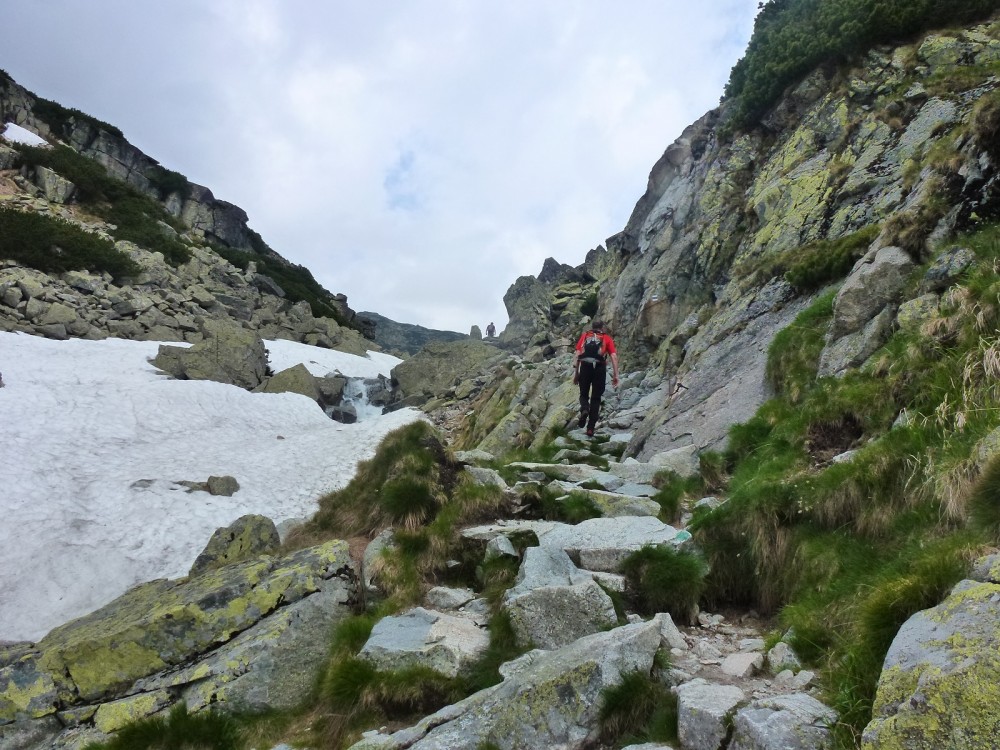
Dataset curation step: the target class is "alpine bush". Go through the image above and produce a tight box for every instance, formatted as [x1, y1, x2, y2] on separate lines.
[723, 0, 998, 133]
[0, 207, 140, 282]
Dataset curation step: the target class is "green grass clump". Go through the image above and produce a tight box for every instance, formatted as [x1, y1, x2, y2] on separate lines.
[621, 545, 708, 625]
[0, 207, 140, 282]
[597, 671, 677, 746]
[968, 453, 1000, 539]
[651, 470, 705, 523]
[82, 704, 239, 750]
[766, 289, 836, 401]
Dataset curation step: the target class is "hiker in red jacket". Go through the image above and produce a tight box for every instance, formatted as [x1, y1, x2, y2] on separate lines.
[572, 320, 619, 437]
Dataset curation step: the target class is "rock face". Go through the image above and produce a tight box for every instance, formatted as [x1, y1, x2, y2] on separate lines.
[0, 539, 357, 745]
[356, 311, 467, 356]
[391, 340, 505, 405]
[862, 578, 1000, 749]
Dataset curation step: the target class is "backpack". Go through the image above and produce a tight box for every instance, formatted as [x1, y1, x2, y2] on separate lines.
[581, 332, 605, 362]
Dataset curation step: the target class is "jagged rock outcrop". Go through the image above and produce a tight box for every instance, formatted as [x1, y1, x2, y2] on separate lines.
[1, 72, 371, 355]
[444, 21, 1000, 463]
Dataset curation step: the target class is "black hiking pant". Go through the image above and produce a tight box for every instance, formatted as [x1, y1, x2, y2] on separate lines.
[578, 361, 607, 430]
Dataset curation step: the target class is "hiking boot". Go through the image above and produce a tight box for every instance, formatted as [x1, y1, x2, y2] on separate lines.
[577, 414, 587, 428]
[586, 427, 595, 437]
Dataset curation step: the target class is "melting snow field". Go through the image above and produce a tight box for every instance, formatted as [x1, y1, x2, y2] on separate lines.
[0, 332, 420, 641]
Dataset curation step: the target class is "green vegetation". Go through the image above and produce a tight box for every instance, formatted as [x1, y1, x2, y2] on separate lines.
[651, 470, 705, 522]
[82, 704, 239, 750]
[723, 0, 998, 132]
[32, 96, 123, 139]
[738, 226, 880, 292]
[597, 670, 678, 747]
[278, 422, 533, 748]
[621, 545, 709, 625]
[690, 218, 1000, 744]
[209, 239, 356, 327]
[146, 164, 192, 200]
[13, 144, 191, 265]
[0, 207, 140, 281]
[581, 289, 599, 318]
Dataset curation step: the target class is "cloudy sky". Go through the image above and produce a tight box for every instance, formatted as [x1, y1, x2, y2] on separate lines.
[1, 1, 758, 333]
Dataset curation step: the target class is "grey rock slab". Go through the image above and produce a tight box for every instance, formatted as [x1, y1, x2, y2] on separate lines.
[484, 534, 518, 562]
[464, 466, 509, 490]
[730, 693, 836, 750]
[549, 480, 661, 518]
[537, 516, 686, 573]
[766, 642, 802, 674]
[675, 679, 746, 750]
[347, 618, 663, 750]
[721, 652, 764, 678]
[507, 461, 624, 490]
[358, 607, 490, 679]
[424, 586, 477, 611]
[502, 546, 617, 649]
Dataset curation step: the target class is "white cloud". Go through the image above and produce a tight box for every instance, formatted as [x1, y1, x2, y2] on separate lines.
[0, 1, 758, 333]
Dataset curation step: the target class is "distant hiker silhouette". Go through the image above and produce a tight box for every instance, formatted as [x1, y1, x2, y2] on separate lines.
[486, 322, 496, 338]
[572, 320, 619, 437]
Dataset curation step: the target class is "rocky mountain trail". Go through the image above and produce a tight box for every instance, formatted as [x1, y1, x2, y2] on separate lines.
[342, 419, 833, 750]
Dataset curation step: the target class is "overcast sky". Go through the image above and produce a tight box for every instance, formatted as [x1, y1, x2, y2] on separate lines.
[1, 1, 758, 333]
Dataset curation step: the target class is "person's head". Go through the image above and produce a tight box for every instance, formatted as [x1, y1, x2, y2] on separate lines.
[591, 320, 605, 332]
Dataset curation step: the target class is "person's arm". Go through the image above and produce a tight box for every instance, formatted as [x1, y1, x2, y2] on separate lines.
[609, 352, 619, 387]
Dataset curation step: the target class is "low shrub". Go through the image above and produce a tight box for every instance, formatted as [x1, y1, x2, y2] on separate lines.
[0, 207, 140, 282]
[621, 545, 708, 624]
[14, 144, 191, 265]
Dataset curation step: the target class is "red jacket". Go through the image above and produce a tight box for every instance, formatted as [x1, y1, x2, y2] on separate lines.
[575, 331, 617, 362]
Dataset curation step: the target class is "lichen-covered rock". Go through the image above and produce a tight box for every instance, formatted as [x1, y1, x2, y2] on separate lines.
[258, 362, 321, 402]
[348, 617, 663, 750]
[391, 340, 504, 403]
[675, 679, 745, 750]
[862, 580, 1000, 749]
[153, 320, 268, 390]
[27, 540, 352, 704]
[188, 513, 280, 576]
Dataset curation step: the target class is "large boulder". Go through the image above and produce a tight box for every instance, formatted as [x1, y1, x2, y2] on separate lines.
[357, 607, 490, 678]
[188, 514, 281, 577]
[153, 321, 268, 389]
[391, 340, 504, 402]
[502, 546, 617, 649]
[257, 362, 321, 403]
[0, 540, 355, 729]
[348, 617, 664, 750]
[862, 578, 1000, 749]
[730, 693, 836, 750]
